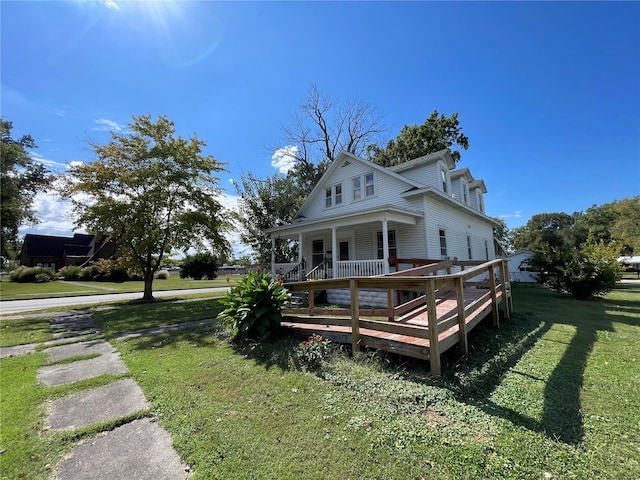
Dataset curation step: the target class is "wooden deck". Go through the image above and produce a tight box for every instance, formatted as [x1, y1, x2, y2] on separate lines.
[281, 259, 512, 376]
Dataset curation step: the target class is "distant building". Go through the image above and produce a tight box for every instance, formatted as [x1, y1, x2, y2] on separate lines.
[507, 251, 538, 283]
[19, 233, 116, 271]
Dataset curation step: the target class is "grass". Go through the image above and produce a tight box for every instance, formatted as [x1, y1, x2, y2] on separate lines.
[0, 274, 241, 301]
[1, 283, 638, 479]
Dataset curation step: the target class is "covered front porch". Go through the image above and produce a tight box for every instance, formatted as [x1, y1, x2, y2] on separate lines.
[268, 206, 423, 282]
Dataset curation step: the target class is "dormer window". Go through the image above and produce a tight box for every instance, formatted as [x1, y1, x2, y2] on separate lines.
[441, 169, 448, 193]
[462, 182, 469, 204]
[352, 173, 375, 201]
[476, 190, 484, 213]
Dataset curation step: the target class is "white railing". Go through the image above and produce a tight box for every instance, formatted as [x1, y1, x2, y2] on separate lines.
[335, 259, 386, 278]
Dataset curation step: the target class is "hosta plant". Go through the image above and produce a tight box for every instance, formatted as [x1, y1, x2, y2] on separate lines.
[219, 267, 291, 342]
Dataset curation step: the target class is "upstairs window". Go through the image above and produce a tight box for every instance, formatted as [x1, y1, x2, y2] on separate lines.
[352, 173, 375, 201]
[467, 235, 472, 259]
[462, 182, 469, 204]
[439, 228, 447, 257]
[441, 169, 448, 193]
[477, 191, 484, 212]
[325, 183, 343, 208]
[365, 173, 374, 196]
[352, 177, 361, 200]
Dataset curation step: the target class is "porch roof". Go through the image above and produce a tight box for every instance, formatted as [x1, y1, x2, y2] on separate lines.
[266, 205, 422, 238]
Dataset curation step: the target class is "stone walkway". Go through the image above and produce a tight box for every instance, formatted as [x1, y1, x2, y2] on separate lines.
[4, 311, 192, 479]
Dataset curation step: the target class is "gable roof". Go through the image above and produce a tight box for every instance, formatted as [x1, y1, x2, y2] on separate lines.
[450, 167, 474, 182]
[293, 150, 422, 220]
[388, 149, 455, 173]
[470, 179, 487, 193]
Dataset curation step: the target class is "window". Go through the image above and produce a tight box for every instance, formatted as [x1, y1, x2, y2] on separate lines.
[462, 182, 469, 204]
[484, 239, 489, 260]
[439, 228, 447, 257]
[376, 230, 397, 259]
[325, 183, 343, 208]
[352, 177, 361, 200]
[441, 170, 448, 193]
[477, 191, 484, 212]
[352, 173, 375, 201]
[467, 235, 472, 260]
[365, 173, 374, 196]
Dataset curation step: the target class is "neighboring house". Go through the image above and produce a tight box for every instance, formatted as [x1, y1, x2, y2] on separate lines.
[267, 149, 500, 305]
[618, 256, 640, 278]
[508, 251, 538, 283]
[19, 233, 116, 271]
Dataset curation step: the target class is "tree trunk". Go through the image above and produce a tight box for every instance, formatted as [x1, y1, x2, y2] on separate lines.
[142, 271, 155, 302]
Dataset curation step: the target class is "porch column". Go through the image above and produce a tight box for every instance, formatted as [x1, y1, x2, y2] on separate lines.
[331, 227, 337, 278]
[271, 236, 275, 274]
[298, 233, 303, 281]
[382, 217, 389, 274]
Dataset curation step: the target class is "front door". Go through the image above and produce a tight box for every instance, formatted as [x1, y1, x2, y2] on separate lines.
[339, 241, 349, 261]
[312, 239, 324, 267]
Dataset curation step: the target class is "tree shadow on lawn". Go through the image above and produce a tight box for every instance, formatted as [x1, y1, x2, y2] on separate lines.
[425, 284, 640, 445]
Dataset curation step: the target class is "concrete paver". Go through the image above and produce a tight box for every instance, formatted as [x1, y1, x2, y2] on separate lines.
[54, 418, 190, 480]
[47, 378, 149, 430]
[0, 342, 38, 359]
[37, 352, 128, 386]
[43, 339, 115, 362]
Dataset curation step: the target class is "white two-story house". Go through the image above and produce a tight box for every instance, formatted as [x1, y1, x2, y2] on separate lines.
[267, 148, 499, 285]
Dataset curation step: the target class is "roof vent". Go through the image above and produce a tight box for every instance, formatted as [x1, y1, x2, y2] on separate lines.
[341, 160, 351, 167]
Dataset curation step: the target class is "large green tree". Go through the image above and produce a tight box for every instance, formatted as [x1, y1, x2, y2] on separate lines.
[61, 114, 230, 301]
[0, 120, 51, 260]
[367, 110, 469, 167]
[512, 212, 575, 252]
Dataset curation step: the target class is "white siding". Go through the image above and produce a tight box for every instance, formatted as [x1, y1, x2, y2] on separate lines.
[298, 160, 417, 220]
[423, 198, 495, 261]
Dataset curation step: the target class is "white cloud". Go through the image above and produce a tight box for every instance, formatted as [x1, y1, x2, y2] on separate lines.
[99, 0, 120, 10]
[271, 145, 298, 174]
[499, 211, 522, 220]
[29, 151, 67, 173]
[19, 191, 78, 237]
[92, 118, 126, 133]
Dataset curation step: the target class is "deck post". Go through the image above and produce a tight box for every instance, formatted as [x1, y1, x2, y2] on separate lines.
[498, 260, 510, 319]
[425, 278, 441, 377]
[387, 288, 394, 321]
[308, 289, 314, 314]
[455, 276, 468, 355]
[487, 265, 499, 328]
[350, 278, 361, 354]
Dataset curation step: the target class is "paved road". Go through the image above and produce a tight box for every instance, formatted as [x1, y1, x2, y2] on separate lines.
[0, 287, 229, 315]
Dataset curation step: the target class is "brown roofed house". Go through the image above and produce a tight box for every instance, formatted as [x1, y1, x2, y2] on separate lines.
[19, 233, 116, 271]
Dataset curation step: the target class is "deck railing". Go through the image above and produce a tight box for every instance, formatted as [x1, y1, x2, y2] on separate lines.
[274, 262, 303, 282]
[282, 258, 511, 377]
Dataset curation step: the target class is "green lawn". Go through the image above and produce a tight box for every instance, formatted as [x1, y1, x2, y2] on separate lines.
[0, 275, 241, 301]
[1, 283, 639, 479]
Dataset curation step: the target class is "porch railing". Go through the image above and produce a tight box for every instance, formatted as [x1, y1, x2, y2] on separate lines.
[305, 259, 331, 281]
[274, 262, 303, 282]
[335, 259, 386, 278]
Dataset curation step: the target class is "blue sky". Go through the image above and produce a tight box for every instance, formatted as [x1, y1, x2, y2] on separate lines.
[2, 1, 639, 256]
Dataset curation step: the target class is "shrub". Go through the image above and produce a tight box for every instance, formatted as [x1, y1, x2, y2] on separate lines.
[9, 266, 56, 283]
[532, 241, 622, 299]
[180, 252, 220, 280]
[59, 265, 83, 280]
[155, 269, 170, 280]
[219, 267, 291, 342]
[295, 334, 332, 371]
